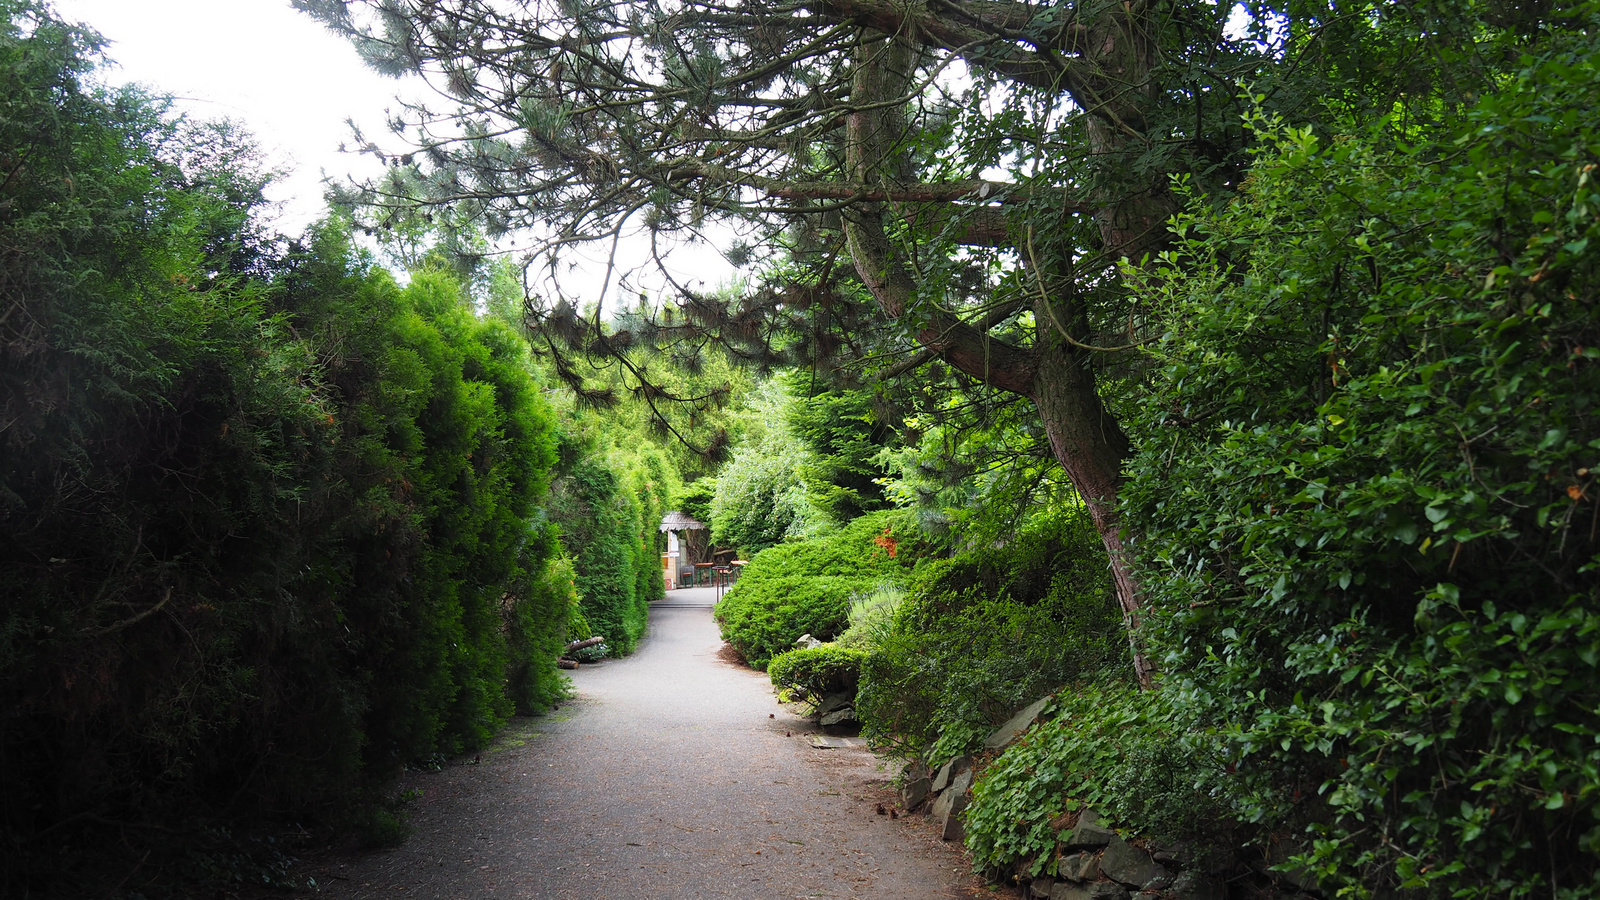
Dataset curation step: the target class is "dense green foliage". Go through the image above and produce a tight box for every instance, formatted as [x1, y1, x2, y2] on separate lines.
[544, 423, 674, 655]
[15, 0, 1600, 896]
[709, 377, 817, 555]
[1120, 32, 1600, 899]
[786, 387, 895, 526]
[880, 395, 1070, 548]
[855, 509, 1126, 763]
[713, 510, 915, 667]
[0, 6, 572, 891]
[709, 435, 813, 556]
[673, 479, 715, 528]
[965, 686, 1231, 878]
[767, 643, 868, 702]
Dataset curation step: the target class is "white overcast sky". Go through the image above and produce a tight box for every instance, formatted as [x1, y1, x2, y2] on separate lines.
[54, 0, 411, 234]
[54, 0, 737, 302]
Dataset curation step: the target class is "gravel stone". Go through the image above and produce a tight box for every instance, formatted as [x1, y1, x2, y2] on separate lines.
[300, 587, 980, 899]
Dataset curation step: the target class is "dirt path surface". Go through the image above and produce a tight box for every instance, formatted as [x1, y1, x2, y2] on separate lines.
[307, 588, 987, 900]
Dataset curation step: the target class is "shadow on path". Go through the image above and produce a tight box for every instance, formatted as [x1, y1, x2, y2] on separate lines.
[307, 589, 982, 899]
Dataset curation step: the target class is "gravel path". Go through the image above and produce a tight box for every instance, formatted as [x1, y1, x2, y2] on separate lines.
[308, 588, 984, 900]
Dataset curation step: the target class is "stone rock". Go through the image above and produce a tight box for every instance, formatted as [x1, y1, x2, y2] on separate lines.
[985, 696, 1052, 750]
[1057, 851, 1099, 883]
[1142, 872, 1174, 891]
[900, 776, 932, 811]
[904, 760, 932, 782]
[819, 705, 856, 726]
[1064, 809, 1115, 849]
[1170, 870, 1226, 900]
[1056, 877, 1132, 896]
[1049, 884, 1130, 900]
[1090, 884, 1132, 900]
[949, 768, 974, 796]
[1100, 836, 1169, 889]
[931, 755, 971, 793]
[941, 809, 965, 842]
[1029, 876, 1056, 898]
[816, 691, 852, 717]
[932, 780, 971, 842]
[933, 792, 969, 841]
[794, 633, 824, 649]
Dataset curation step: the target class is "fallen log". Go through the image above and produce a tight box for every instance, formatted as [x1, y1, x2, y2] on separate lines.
[564, 636, 605, 653]
[557, 659, 580, 670]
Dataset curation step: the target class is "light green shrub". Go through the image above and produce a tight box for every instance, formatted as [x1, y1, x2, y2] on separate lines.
[767, 644, 869, 702]
[714, 510, 917, 668]
[835, 582, 905, 649]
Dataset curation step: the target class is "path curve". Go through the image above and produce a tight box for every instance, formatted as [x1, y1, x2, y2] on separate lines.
[310, 588, 981, 899]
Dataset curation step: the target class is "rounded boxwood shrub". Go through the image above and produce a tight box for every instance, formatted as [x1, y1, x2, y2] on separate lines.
[714, 510, 917, 668]
[768, 644, 869, 701]
[716, 575, 860, 668]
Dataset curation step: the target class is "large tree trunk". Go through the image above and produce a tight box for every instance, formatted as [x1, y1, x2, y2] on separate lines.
[842, 28, 1160, 687]
[1031, 329, 1154, 689]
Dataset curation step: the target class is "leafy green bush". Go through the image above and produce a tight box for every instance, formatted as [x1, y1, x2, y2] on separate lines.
[855, 507, 1126, 761]
[714, 510, 916, 667]
[964, 686, 1234, 878]
[710, 430, 814, 555]
[768, 644, 869, 701]
[1121, 32, 1600, 899]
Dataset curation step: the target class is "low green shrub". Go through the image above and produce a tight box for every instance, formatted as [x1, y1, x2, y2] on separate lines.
[768, 644, 869, 701]
[855, 507, 1126, 762]
[715, 575, 861, 668]
[714, 510, 919, 668]
[964, 685, 1237, 878]
[357, 788, 422, 849]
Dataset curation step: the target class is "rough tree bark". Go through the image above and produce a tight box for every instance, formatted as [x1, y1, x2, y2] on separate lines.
[841, 20, 1162, 687]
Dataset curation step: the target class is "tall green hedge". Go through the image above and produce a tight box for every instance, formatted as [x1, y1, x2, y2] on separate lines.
[545, 424, 674, 655]
[0, 6, 570, 890]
